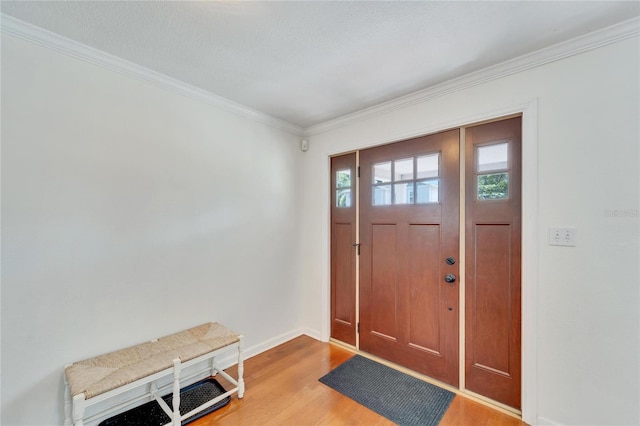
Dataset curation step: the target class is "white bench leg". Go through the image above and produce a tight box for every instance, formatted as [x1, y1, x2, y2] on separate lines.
[172, 358, 182, 426]
[238, 335, 245, 398]
[64, 377, 72, 426]
[72, 394, 86, 426]
[211, 356, 218, 377]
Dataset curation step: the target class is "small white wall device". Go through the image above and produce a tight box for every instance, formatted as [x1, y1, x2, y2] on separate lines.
[549, 227, 577, 246]
[300, 139, 309, 152]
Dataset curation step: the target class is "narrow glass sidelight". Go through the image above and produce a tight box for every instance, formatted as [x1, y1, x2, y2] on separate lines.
[476, 142, 509, 201]
[336, 169, 352, 207]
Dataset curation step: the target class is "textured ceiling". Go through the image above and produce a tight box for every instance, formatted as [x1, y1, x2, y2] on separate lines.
[2, 1, 638, 128]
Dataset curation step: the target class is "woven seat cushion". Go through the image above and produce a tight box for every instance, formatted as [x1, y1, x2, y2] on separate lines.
[65, 323, 240, 399]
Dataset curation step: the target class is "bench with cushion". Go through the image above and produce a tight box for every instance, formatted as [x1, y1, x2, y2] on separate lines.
[64, 322, 244, 426]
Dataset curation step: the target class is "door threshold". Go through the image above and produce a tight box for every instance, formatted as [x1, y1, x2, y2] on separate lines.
[329, 337, 357, 351]
[460, 389, 522, 418]
[328, 339, 522, 421]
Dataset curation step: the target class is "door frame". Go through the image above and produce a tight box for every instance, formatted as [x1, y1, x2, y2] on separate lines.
[320, 99, 538, 425]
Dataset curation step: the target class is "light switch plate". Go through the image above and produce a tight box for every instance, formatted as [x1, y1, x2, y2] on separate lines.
[549, 227, 577, 246]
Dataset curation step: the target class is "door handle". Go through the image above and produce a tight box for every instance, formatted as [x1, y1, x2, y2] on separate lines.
[352, 243, 361, 255]
[444, 274, 456, 283]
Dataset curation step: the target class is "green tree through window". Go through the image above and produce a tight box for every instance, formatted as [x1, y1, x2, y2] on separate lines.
[478, 173, 508, 199]
[336, 170, 352, 207]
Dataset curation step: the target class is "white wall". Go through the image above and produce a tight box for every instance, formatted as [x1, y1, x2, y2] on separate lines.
[299, 37, 639, 426]
[2, 21, 638, 426]
[1, 34, 303, 425]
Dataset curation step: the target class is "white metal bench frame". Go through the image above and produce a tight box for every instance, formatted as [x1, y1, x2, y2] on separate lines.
[63, 333, 244, 426]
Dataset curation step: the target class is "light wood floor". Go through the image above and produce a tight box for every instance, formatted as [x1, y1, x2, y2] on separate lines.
[193, 335, 527, 425]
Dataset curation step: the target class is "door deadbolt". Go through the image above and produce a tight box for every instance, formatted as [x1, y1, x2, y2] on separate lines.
[446, 257, 456, 265]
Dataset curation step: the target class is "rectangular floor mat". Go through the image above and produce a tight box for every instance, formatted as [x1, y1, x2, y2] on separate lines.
[319, 355, 455, 426]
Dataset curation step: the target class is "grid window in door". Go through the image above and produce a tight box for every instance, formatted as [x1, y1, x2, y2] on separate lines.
[372, 153, 440, 206]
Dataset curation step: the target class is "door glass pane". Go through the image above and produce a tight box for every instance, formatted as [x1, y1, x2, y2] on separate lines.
[336, 189, 352, 207]
[417, 154, 439, 178]
[416, 179, 439, 203]
[336, 169, 351, 188]
[477, 142, 508, 172]
[373, 162, 392, 183]
[478, 173, 509, 200]
[394, 158, 414, 181]
[394, 183, 413, 204]
[373, 185, 392, 205]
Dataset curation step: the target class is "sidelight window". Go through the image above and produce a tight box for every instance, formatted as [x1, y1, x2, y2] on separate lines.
[336, 169, 352, 207]
[476, 142, 509, 200]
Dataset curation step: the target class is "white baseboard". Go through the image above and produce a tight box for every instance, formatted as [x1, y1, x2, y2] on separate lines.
[301, 327, 324, 341]
[245, 328, 305, 359]
[214, 327, 327, 371]
[214, 328, 305, 371]
[537, 416, 561, 426]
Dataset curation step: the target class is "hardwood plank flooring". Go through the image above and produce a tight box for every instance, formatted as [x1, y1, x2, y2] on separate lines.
[193, 335, 527, 425]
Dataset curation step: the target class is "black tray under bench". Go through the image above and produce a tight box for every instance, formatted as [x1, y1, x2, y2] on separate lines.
[99, 377, 230, 426]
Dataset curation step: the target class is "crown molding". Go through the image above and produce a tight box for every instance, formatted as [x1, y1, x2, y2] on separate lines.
[3, 13, 637, 138]
[0, 14, 304, 137]
[305, 16, 640, 136]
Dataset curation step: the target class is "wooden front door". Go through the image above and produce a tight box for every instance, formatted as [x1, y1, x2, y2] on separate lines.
[359, 129, 460, 386]
[330, 117, 522, 409]
[330, 153, 357, 346]
[465, 117, 522, 408]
